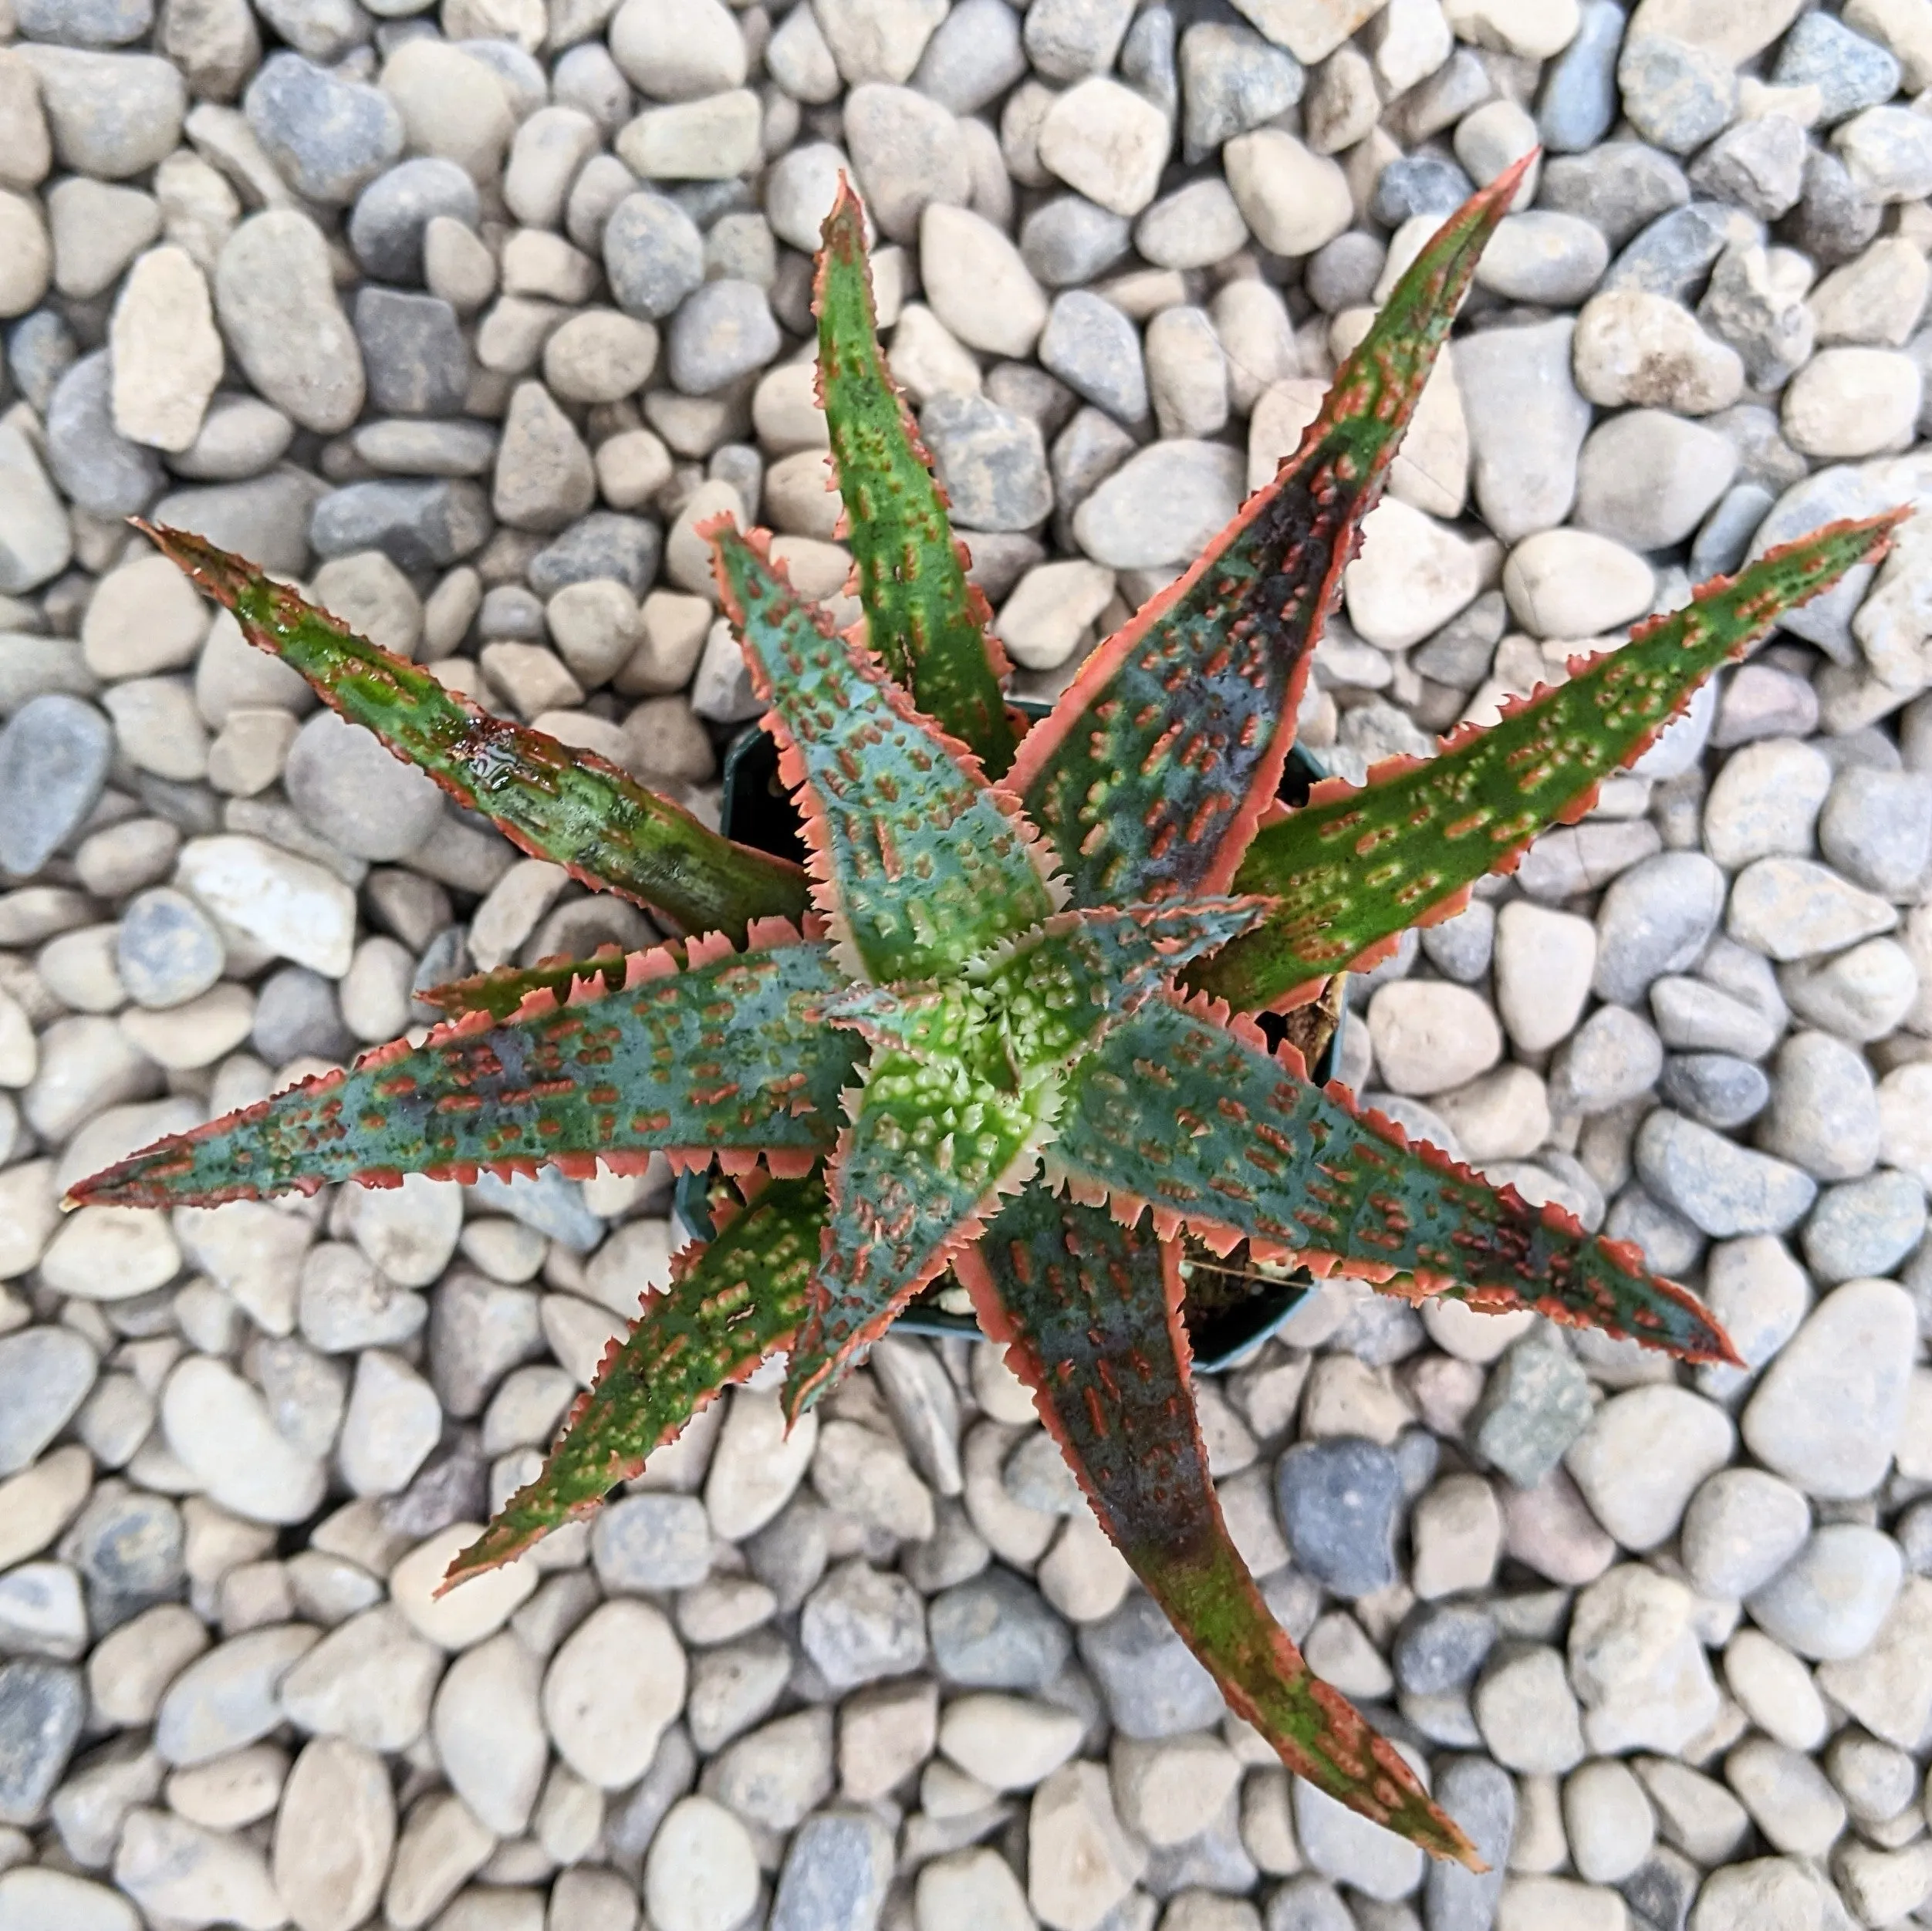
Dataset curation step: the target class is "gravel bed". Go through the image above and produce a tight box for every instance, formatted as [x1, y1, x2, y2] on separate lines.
[4, 0, 1932, 1927]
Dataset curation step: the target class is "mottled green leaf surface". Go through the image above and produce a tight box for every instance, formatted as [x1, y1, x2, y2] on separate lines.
[1054, 997, 1738, 1363]
[709, 522, 1057, 984]
[68, 935, 858, 1209]
[141, 522, 808, 937]
[448, 1173, 823, 1585]
[958, 1190, 1478, 1865]
[1009, 157, 1530, 913]
[815, 183, 1017, 775]
[1201, 515, 1908, 1011]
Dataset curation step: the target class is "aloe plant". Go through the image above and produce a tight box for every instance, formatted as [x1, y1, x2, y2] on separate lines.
[72, 163, 1900, 1867]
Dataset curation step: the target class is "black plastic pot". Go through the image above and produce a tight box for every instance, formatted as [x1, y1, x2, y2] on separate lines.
[676, 704, 1346, 1372]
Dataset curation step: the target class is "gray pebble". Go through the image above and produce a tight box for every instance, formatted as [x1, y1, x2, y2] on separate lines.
[45, 351, 164, 520]
[353, 420, 498, 478]
[1037, 290, 1147, 423]
[769, 1809, 893, 1931]
[530, 514, 663, 597]
[553, 44, 633, 137]
[17, 0, 151, 46]
[1476, 211, 1609, 306]
[349, 158, 481, 285]
[1576, 407, 1737, 551]
[6, 314, 79, 421]
[1604, 200, 1755, 304]
[1454, 318, 1592, 545]
[494, 382, 596, 532]
[1836, 103, 1932, 202]
[1747, 1524, 1903, 1662]
[1425, 1756, 1515, 1931]
[1680, 1467, 1811, 1599]
[1616, 33, 1737, 156]
[1267, 1875, 1353, 1931]
[255, 0, 366, 62]
[1593, 852, 1724, 1006]
[667, 279, 779, 394]
[1688, 115, 1808, 221]
[1785, 148, 1883, 268]
[1760, 1030, 1882, 1181]
[1775, 13, 1900, 127]
[310, 479, 492, 572]
[604, 192, 705, 321]
[1634, 1109, 1816, 1237]
[1657, 1053, 1768, 1129]
[468, 1166, 603, 1251]
[920, 392, 1052, 532]
[0, 1329, 98, 1477]
[1605, 1182, 1705, 1275]
[1690, 481, 1775, 579]
[593, 1493, 713, 1591]
[251, 965, 350, 1064]
[1417, 898, 1495, 984]
[1897, 1500, 1932, 1575]
[1306, 231, 1387, 313]
[353, 289, 471, 419]
[1078, 1588, 1222, 1737]
[1072, 437, 1242, 570]
[1541, 141, 1690, 250]
[1020, 194, 1132, 288]
[1617, 1851, 1701, 1931]
[1468, 1335, 1594, 1489]
[1393, 1602, 1496, 1696]
[154, 471, 329, 578]
[62, 1487, 184, 1627]
[244, 52, 402, 206]
[0, 694, 113, 880]
[1535, 0, 1624, 154]
[911, 0, 1028, 116]
[0, 1659, 84, 1826]
[1819, 767, 1932, 899]
[1121, 4, 1175, 117]
[799, 1560, 927, 1691]
[427, 1271, 542, 1418]
[117, 886, 224, 1010]
[1276, 1438, 1401, 1598]
[1801, 1170, 1927, 1285]
[174, 396, 299, 484]
[1371, 153, 1474, 227]
[1178, 21, 1302, 163]
[930, 1568, 1069, 1691]
[19, 46, 184, 179]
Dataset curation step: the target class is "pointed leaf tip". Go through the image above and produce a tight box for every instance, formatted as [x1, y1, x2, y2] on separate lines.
[137, 522, 809, 940]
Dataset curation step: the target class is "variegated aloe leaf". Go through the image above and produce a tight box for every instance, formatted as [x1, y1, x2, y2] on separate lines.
[815, 181, 1018, 776]
[140, 523, 809, 938]
[785, 900, 1270, 1416]
[66, 927, 858, 1209]
[707, 522, 1059, 984]
[1008, 154, 1531, 913]
[1051, 994, 1738, 1363]
[956, 1190, 1478, 1867]
[445, 1171, 822, 1585]
[1199, 513, 1908, 1012]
